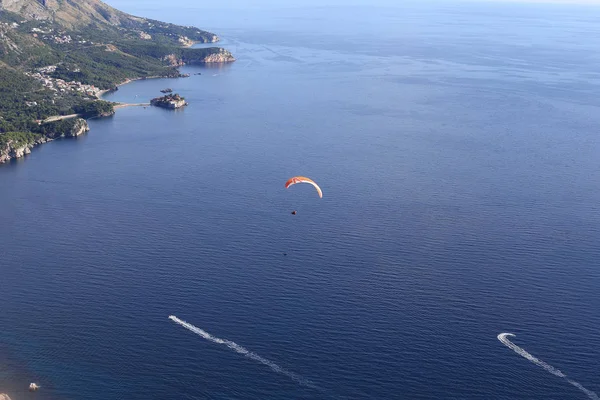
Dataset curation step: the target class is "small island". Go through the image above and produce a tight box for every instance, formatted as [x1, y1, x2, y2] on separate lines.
[160, 88, 173, 93]
[150, 94, 188, 109]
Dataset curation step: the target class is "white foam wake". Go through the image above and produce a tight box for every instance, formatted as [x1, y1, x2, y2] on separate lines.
[169, 315, 316, 388]
[498, 333, 599, 399]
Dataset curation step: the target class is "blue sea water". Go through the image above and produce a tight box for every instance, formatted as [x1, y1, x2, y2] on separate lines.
[1, 1, 600, 399]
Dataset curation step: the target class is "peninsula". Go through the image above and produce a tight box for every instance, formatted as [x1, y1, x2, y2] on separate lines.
[0, 0, 235, 163]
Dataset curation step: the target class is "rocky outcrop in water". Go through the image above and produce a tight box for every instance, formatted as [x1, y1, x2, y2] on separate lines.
[151, 93, 187, 109]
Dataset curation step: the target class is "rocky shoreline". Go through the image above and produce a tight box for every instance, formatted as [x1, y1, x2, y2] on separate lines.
[0, 44, 235, 165]
[2, 75, 176, 164]
[182, 48, 235, 64]
[0, 136, 49, 164]
[0, 119, 90, 164]
[200, 48, 236, 63]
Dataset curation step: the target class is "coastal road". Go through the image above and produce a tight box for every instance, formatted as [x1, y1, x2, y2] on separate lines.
[42, 113, 80, 123]
[114, 103, 150, 109]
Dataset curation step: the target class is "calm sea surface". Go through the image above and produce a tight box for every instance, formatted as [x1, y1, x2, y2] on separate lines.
[1, 2, 600, 399]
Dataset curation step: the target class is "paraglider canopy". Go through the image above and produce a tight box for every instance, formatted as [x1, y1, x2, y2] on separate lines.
[285, 176, 323, 198]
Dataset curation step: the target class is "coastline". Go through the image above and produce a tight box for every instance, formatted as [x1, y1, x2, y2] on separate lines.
[1, 78, 166, 165]
[96, 75, 163, 99]
[96, 34, 222, 97]
[181, 34, 220, 49]
[2, 39, 234, 165]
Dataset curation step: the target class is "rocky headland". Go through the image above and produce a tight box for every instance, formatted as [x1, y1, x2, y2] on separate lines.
[0, 118, 90, 163]
[201, 49, 237, 63]
[44, 118, 90, 138]
[181, 48, 236, 64]
[0, 133, 48, 164]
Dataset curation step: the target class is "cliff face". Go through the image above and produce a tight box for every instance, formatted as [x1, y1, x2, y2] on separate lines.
[0, 134, 47, 163]
[42, 117, 90, 139]
[163, 53, 185, 67]
[0, 118, 90, 163]
[202, 49, 236, 63]
[181, 48, 235, 64]
[67, 118, 90, 136]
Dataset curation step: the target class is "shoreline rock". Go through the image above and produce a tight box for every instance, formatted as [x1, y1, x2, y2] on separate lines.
[1, 118, 90, 164]
[181, 34, 220, 48]
[182, 48, 236, 64]
[68, 118, 91, 137]
[0, 136, 50, 164]
[202, 48, 236, 63]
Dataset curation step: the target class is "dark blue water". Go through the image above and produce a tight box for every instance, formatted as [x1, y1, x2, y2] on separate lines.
[2, 2, 600, 399]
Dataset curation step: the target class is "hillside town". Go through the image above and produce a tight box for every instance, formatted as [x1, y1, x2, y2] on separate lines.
[25, 66, 102, 98]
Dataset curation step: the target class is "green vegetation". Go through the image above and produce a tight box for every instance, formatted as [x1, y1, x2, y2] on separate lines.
[0, 131, 42, 148]
[49, 47, 181, 89]
[150, 93, 187, 109]
[0, 67, 84, 133]
[36, 118, 80, 138]
[0, 10, 221, 87]
[179, 47, 230, 63]
[73, 100, 115, 117]
[139, 18, 216, 43]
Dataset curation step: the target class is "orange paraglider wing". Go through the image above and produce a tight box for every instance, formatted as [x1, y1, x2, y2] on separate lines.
[285, 176, 323, 198]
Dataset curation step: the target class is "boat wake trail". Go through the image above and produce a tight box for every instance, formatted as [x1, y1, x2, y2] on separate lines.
[498, 333, 599, 400]
[169, 315, 317, 389]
